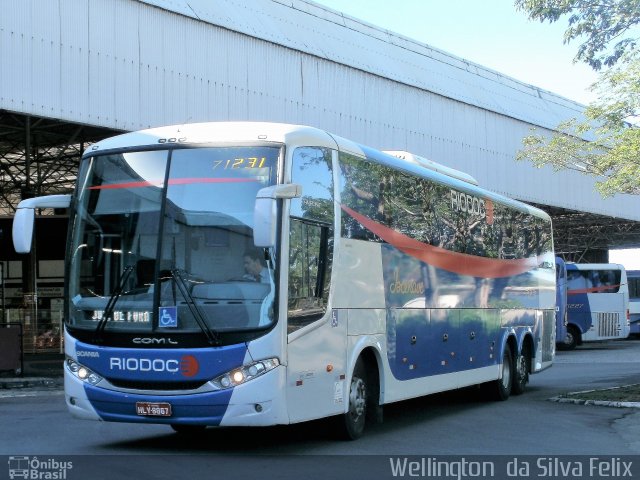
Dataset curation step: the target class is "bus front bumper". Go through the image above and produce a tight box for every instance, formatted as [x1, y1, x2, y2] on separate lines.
[65, 365, 287, 427]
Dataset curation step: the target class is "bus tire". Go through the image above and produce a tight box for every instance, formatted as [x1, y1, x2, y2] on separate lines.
[490, 343, 513, 401]
[336, 358, 368, 440]
[561, 325, 579, 351]
[512, 341, 530, 395]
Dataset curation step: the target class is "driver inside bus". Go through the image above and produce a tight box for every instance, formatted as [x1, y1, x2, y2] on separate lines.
[242, 250, 271, 283]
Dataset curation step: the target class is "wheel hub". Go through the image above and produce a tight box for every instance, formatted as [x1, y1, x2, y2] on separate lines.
[349, 377, 366, 419]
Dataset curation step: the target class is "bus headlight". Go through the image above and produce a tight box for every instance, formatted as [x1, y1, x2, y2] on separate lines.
[66, 357, 103, 386]
[212, 358, 279, 389]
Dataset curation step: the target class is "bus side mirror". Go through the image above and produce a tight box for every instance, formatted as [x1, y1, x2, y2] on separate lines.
[12, 194, 71, 253]
[253, 184, 302, 248]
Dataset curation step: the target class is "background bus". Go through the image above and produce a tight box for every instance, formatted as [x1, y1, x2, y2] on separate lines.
[627, 270, 640, 336]
[555, 257, 568, 349]
[13, 122, 555, 439]
[562, 263, 630, 350]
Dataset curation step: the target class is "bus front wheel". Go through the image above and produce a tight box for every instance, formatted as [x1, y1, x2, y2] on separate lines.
[337, 358, 368, 440]
[559, 326, 579, 351]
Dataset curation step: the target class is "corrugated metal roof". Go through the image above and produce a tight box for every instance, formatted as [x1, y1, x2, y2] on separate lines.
[140, 0, 586, 131]
[1, 0, 637, 223]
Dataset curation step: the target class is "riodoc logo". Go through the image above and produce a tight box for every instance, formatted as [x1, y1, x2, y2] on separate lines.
[109, 355, 200, 377]
[180, 355, 199, 377]
[450, 189, 494, 225]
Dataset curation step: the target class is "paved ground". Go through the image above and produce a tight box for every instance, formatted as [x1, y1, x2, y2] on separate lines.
[1, 339, 640, 479]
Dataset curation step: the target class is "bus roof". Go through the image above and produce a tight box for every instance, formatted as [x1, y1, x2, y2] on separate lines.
[85, 121, 551, 223]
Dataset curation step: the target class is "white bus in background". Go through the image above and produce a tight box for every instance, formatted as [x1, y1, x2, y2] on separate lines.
[563, 263, 630, 350]
[13, 122, 555, 439]
[627, 270, 640, 336]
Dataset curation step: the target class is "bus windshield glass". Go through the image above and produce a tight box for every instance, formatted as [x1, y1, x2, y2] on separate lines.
[67, 146, 280, 337]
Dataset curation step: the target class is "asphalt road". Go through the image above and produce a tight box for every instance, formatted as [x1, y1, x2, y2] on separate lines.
[1, 339, 640, 479]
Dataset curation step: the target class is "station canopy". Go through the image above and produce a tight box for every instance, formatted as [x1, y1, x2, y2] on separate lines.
[2, 110, 639, 262]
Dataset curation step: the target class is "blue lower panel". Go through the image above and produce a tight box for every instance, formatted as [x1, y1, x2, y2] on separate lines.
[387, 309, 504, 380]
[84, 385, 234, 425]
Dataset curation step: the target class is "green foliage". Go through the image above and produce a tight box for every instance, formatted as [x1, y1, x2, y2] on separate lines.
[515, 0, 640, 196]
[516, 52, 640, 197]
[514, 0, 640, 69]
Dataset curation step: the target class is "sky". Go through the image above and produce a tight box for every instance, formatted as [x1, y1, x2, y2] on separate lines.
[312, 0, 599, 105]
[312, 0, 640, 269]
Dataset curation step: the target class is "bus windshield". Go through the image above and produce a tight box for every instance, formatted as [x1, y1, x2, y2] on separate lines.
[67, 146, 280, 339]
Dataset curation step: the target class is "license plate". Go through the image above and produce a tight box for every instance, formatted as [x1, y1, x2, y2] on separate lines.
[136, 402, 172, 417]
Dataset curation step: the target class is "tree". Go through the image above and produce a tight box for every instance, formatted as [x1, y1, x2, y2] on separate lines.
[514, 0, 640, 196]
[515, 0, 640, 70]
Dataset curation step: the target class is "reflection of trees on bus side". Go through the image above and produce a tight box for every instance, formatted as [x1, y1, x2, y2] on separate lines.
[338, 152, 554, 309]
[338, 152, 552, 262]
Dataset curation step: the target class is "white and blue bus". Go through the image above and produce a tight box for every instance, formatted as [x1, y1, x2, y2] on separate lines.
[555, 257, 568, 349]
[13, 122, 555, 439]
[627, 270, 640, 336]
[562, 263, 630, 350]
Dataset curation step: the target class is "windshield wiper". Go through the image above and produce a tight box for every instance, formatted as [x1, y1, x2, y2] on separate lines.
[171, 269, 220, 345]
[93, 265, 134, 343]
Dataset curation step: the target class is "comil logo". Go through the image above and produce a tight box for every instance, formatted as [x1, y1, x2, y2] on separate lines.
[109, 355, 200, 377]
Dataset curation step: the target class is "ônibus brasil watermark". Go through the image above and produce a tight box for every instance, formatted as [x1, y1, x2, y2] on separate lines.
[8, 456, 72, 480]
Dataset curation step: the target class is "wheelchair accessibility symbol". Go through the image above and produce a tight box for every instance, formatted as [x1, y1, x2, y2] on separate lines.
[159, 306, 178, 328]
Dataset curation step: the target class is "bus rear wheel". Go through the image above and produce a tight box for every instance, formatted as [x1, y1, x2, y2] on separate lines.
[337, 358, 368, 440]
[512, 342, 530, 395]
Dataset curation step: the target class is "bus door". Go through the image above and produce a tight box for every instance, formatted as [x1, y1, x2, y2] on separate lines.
[284, 146, 345, 422]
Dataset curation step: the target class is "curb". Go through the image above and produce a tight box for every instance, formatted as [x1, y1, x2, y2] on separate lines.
[549, 396, 640, 408]
[549, 383, 640, 409]
[0, 377, 63, 390]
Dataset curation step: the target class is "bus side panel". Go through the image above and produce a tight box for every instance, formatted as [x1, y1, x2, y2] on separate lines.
[630, 298, 640, 334]
[572, 292, 627, 341]
[387, 308, 504, 380]
[628, 272, 640, 334]
[285, 311, 348, 424]
[541, 309, 555, 369]
[567, 292, 593, 337]
[555, 260, 568, 344]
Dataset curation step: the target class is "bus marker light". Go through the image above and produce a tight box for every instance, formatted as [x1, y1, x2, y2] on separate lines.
[326, 365, 333, 372]
[66, 357, 103, 386]
[211, 358, 280, 389]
